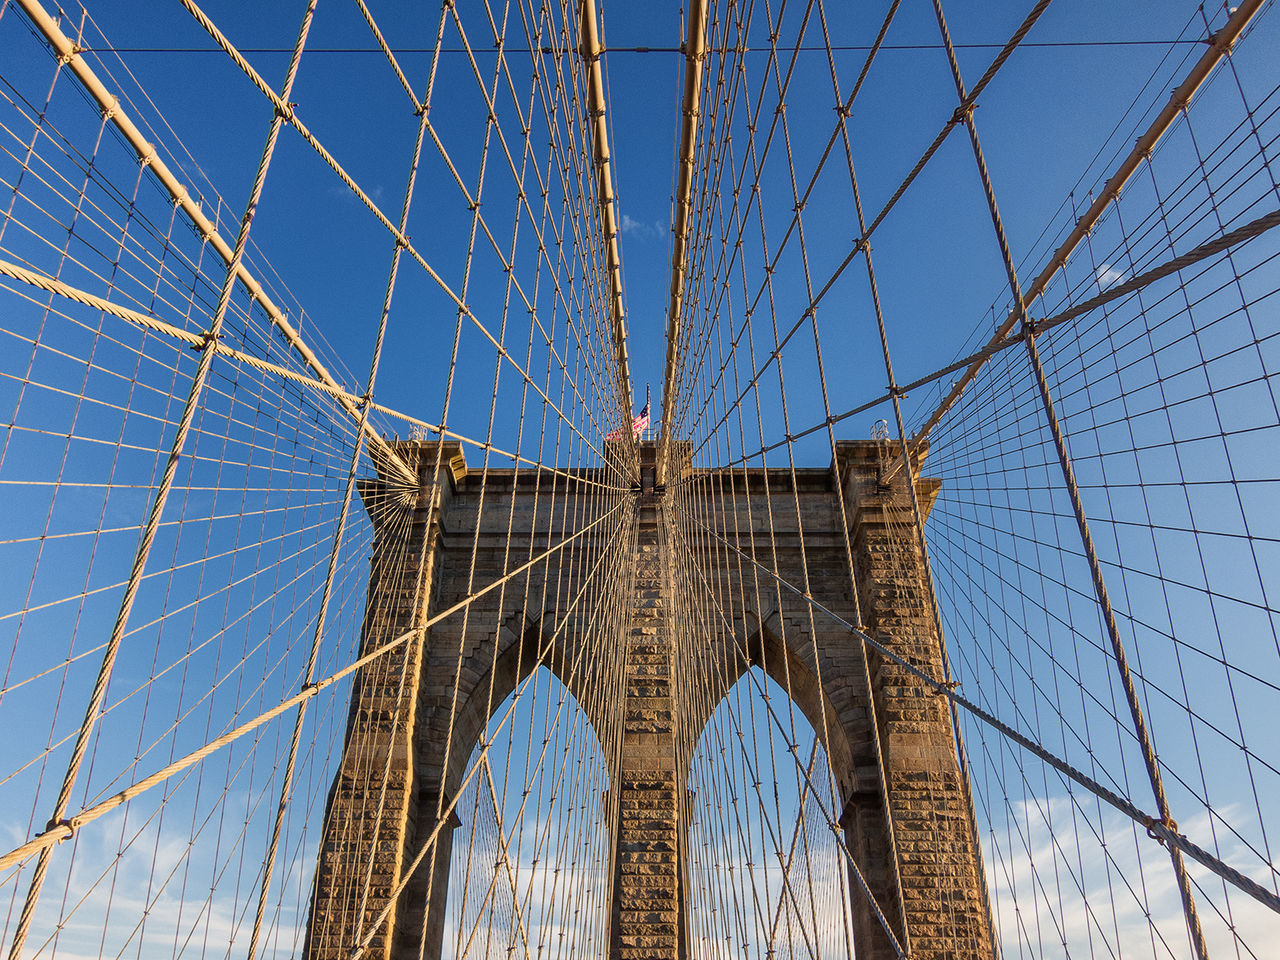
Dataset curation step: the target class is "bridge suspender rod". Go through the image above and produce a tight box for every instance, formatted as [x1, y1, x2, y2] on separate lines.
[929, 1, 1216, 955]
[677, 555, 912, 960]
[10, 0, 418, 488]
[657, 0, 709, 475]
[677, 202, 1280, 475]
[891, 0, 1266, 482]
[345, 513, 634, 960]
[173, 0, 619, 469]
[672, 501, 1280, 920]
[3, 4, 322, 958]
[0, 255, 627, 493]
[680, 0, 1073, 469]
[0, 498, 628, 879]
[821, 11, 1047, 958]
[577, 0, 636, 449]
[242, 6, 469, 951]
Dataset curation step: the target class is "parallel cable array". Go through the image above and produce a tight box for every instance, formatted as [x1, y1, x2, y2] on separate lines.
[661, 0, 1279, 958]
[0, 0, 636, 956]
[0, 0, 1277, 959]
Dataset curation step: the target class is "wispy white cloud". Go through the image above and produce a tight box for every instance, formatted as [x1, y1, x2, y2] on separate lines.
[0, 806, 306, 959]
[620, 213, 664, 241]
[984, 794, 1278, 960]
[326, 181, 385, 207]
[1095, 263, 1126, 289]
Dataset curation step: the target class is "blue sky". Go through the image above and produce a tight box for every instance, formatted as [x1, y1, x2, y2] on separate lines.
[1, 1, 1278, 957]
[37, 0, 1246, 439]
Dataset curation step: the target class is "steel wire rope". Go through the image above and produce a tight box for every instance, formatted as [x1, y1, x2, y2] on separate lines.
[0, 491, 629, 869]
[681, 0, 1057, 464]
[454, 4, 624, 948]
[341, 507, 634, 959]
[4, 3, 323, 950]
[668, 517, 910, 959]
[733, 0, 895, 948]
[2, 9, 427, 960]
[676, 0, 904, 447]
[673, 457, 783, 958]
[1066, 181, 1271, 921]
[70, 3, 373, 399]
[671, 491, 1280, 917]
[671, 49, 810, 944]
[172, 0, 621, 472]
[12, 0, 421, 486]
[1142, 110, 1280, 891]
[670, 176, 860, 957]
[686, 20, 865, 957]
[423, 6, 631, 939]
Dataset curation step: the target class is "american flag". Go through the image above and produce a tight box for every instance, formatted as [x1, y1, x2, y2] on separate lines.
[607, 399, 650, 440]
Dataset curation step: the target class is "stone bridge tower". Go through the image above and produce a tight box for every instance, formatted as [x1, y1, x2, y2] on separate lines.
[303, 439, 994, 960]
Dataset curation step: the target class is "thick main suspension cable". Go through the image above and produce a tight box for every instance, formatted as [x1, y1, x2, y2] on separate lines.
[657, 0, 708, 478]
[11, 0, 418, 487]
[893, 0, 1267, 481]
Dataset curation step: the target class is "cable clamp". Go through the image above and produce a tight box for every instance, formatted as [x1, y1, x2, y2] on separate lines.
[45, 818, 74, 841]
[190, 329, 220, 352]
[1145, 814, 1177, 845]
[58, 44, 82, 65]
[950, 102, 975, 125]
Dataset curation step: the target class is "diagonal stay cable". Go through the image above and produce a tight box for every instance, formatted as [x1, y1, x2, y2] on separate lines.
[686, 0, 1055, 462]
[894, 0, 1268, 481]
[173, 0, 619, 470]
[0, 259, 621, 491]
[12, 0, 418, 487]
[677, 203, 1280, 477]
[670, 499, 1280, 918]
[0, 496, 630, 877]
[669, 512, 909, 960]
[344, 503, 634, 960]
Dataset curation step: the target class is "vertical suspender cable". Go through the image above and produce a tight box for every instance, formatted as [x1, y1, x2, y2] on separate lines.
[927, 1, 1213, 955]
[889, 0, 1266, 483]
[4, 3, 320, 957]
